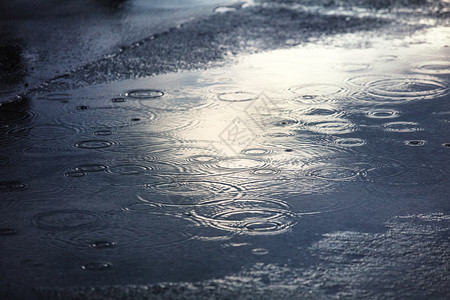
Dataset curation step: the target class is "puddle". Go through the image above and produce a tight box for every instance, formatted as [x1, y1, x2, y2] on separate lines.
[0, 20, 449, 300]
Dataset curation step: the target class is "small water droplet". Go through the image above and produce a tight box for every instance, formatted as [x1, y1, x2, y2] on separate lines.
[284, 149, 294, 152]
[442, 143, 450, 148]
[131, 118, 141, 122]
[76, 105, 89, 110]
[81, 262, 112, 271]
[112, 97, 126, 103]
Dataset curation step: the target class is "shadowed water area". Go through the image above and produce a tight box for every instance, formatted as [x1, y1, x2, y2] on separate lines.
[1, 0, 449, 299]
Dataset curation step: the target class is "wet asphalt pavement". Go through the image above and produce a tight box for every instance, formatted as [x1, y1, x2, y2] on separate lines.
[1, 0, 450, 299]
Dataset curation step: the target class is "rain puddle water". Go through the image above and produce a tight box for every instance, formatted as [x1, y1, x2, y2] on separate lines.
[1, 25, 449, 296]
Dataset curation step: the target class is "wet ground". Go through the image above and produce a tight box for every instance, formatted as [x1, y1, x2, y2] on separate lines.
[1, 0, 449, 299]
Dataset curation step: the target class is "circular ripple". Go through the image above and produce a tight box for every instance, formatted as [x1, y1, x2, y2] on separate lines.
[41, 213, 197, 252]
[411, 61, 450, 75]
[137, 180, 245, 207]
[338, 63, 372, 72]
[364, 159, 445, 186]
[191, 199, 297, 236]
[302, 119, 357, 135]
[61, 107, 156, 129]
[217, 91, 258, 102]
[75, 140, 113, 149]
[0, 109, 35, 124]
[124, 89, 164, 99]
[382, 121, 423, 133]
[107, 164, 151, 175]
[366, 109, 400, 119]
[4, 124, 76, 141]
[208, 157, 270, 174]
[249, 168, 281, 176]
[74, 164, 108, 173]
[289, 84, 347, 103]
[295, 155, 364, 182]
[252, 248, 269, 255]
[334, 138, 366, 147]
[305, 167, 360, 181]
[405, 140, 426, 146]
[347, 75, 449, 102]
[186, 154, 221, 163]
[299, 107, 346, 118]
[34, 210, 98, 229]
[241, 148, 273, 156]
[81, 262, 112, 271]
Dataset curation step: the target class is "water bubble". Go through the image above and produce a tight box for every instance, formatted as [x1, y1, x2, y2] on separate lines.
[124, 89, 164, 99]
[75, 140, 113, 149]
[34, 210, 97, 229]
[75, 164, 107, 172]
[366, 109, 400, 119]
[382, 121, 423, 133]
[89, 240, 117, 249]
[0, 228, 17, 235]
[442, 143, 450, 148]
[217, 91, 258, 102]
[76, 105, 89, 110]
[411, 61, 450, 75]
[405, 140, 426, 146]
[111, 97, 126, 103]
[81, 262, 112, 271]
[131, 118, 141, 122]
